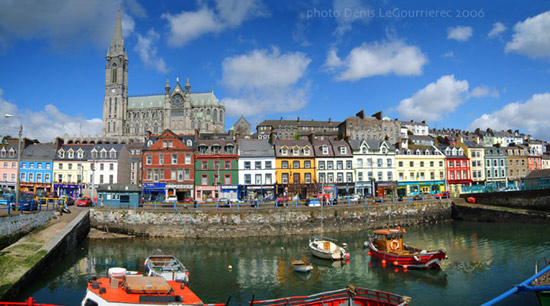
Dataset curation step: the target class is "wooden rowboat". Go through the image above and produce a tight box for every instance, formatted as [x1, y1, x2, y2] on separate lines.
[292, 260, 313, 272]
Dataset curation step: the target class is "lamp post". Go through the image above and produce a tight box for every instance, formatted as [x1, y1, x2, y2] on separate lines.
[5, 114, 22, 209]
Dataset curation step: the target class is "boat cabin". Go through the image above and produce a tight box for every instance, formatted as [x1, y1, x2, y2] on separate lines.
[372, 228, 406, 253]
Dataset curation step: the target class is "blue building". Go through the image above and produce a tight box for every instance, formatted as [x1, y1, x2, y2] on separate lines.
[20, 143, 57, 194]
[97, 184, 141, 208]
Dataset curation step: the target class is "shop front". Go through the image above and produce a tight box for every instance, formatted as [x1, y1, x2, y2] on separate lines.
[220, 185, 239, 201]
[166, 183, 193, 201]
[354, 181, 374, 197]
[54, 183, 80, 198]
[243, 185, 275, 200]
[336, 183, 355, 197]
[195, 186, 219, 202]
[397, 180, 446, 196]
[375, 181, 396, 197]
[20, 182, 52, 194]
[142, 182, 166, 202]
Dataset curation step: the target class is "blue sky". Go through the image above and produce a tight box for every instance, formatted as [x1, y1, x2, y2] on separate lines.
[0, 0, 549, 142]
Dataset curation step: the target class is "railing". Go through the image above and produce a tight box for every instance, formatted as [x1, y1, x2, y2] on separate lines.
[0, 197, 66, 215]
[90, 193, 449, 211]
[0, 297, 60, 306]
[251, 286, 409, 306]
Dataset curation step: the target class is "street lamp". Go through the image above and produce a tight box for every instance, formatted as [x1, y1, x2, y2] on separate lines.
[5, 114, 22, 209]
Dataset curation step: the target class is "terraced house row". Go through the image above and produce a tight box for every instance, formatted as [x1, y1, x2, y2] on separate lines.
[1, 126, 548, 203]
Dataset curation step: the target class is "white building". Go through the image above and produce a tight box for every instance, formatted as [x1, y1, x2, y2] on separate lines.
[349, 140, 396, 196]
[401, 120, 429, 136]
[312, 140, 354, 197]
[238, 140, 276, 199]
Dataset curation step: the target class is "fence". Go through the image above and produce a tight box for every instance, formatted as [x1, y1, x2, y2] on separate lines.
[0, 197, 67, 216]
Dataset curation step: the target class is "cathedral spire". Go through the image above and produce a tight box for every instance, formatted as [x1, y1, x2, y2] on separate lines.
[108, 6, 125, 57]
[185, 76, 191, 93]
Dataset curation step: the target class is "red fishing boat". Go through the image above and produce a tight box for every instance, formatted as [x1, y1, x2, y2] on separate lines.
[0, 298, 61, 306]
[365, 227, 447, 269]
[251, 285, 410, 306]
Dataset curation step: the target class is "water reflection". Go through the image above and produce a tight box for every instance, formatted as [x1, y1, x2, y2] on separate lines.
[15, 221, 550, 306]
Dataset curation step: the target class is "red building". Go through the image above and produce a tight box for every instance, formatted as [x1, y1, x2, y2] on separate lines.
[142, 130, 195, 201]
[528, 156, 542, 171]
[439, 146, 472, 196]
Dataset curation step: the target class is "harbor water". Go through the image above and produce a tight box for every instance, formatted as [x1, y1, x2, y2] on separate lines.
[14, 221, 550, 305]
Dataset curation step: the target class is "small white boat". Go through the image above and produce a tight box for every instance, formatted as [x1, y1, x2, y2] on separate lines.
[292, 260, 313, 272]
[144, 255, 189, 284]
[309, 238, 349, 261]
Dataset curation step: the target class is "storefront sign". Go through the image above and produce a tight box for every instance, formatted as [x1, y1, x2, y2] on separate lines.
[167, 184, 193, 189]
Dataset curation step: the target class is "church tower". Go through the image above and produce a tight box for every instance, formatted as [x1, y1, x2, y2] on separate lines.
[103, 6, 128, 137]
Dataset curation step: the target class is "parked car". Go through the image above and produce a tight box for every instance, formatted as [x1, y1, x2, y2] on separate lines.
[77, 197, 92, 207]
[19, 193, 39, 211]
[500, 186, 519, 192]
[435, 191, 450, 199]
[219, 197, 231, 207]
[276, 196, 291, 205]
[60, 195, 75, 206]
[412, 193, 431, 201]
[166, 195, 178, 202]
[0, 193, 16, 210]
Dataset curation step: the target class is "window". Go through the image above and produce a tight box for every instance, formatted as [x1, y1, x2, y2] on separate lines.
[45, 173, 50, 183]
[212, 146, 221, 154]
[487, 170, 491, 178]
[336, 161, 343, 169]
[185, 154, 191, 164]
[439, 161, 443, 167]
[399, 172, 404, 180]
[346, 172, 353, 182]
[457, 172, 461, 179]
[377, 172, 383, 181]
[487, 160, 490, 167]
[357, 159, 363, 168]
[282, 173, 288, 184]
[304, 148, 310, 155]
[146, 155, 152, 165]
[153, 169, 159, 181]
[255, 161, 262, 169]
[109, 175, 114, 184]
[244, 161, 251, 170]
[281, 148, 288, 155]
[377, 159, 382, 167]
[387, 172, 393, 181]
[266, 174, 272, 184]
[21, 172, 26, 182]
[304, 161, 311, 169]
[202, 161, 208, 169]
[184, 169, 190, 180]
[12, 162, 16, 168]
[171, 170, 176, 180]
[282, 161, 289, 169]
[293, 148, 299, 155]
[318, 161, 325, 170]
[225, 160, 231, 169]
[494, 169, 498, 177]
[110, 163, 114, 170]
[449, 161, 453, 167]
[265, 161, 272, 169]
[409, 161, 414, 167]
[305, 173, 312, 184]
[169, 141, 173, 148]
[201, 174, 208, 185]
[398, 161, 403, 167]
[293, 161, 300, 168]
[367, 158, 372, 167]
[214, 161, 220, 170]
[430, 161, 434, 167]
[68, 163, 73, 170]
[254, 174, 262, 184]
[99, 175, 103, 184]
[327, 173, 334, 183]
[322, 146, 328, 154]
[327, 161, 333, 170]
[420, 161, 424, 167]
[387, 159, 392, 167]
[340, 147, 347, 154]
[319, 173, 326, 183]
[177, 170, 183, 181]
[100, 163, 104, 171]
[172, 154, 178, 164]
[58, 174, 63, 182]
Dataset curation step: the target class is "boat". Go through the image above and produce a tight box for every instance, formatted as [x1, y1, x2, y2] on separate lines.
[250, 285, 411, 306]
[144, 255, 189, 284]
[81, 267, 216, 306]
[309, 238, 350, 261]
[365, 227, 447, 269]
[482, 255, 550, 306]
[292, 260, 313, 272]
[0, 298, 61, 306]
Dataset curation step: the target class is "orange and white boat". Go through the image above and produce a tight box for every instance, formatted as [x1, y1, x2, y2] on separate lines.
[81, 268, 218, 306]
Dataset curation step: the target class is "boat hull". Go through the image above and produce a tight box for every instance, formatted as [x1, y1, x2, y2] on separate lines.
[309, 240, 346, 260]
[367, 241, 446, 269]
[293, 264, 313, 272]
[536, 291, 550, 306]
[144, 255, 189, 284]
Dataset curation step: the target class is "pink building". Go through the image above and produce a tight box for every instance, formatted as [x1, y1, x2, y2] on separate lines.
[0, 146, 19, 191]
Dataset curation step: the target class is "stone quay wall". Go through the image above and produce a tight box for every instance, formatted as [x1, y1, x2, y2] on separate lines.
[0, 211, 55, 250]
[90, 201, 452, 238]
[452, 201, 550, 224]
[460, 189, 550, 212]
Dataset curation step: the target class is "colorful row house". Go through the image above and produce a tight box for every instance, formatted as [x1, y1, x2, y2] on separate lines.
[313, 139, 354, 198]
[485, 147, 508, 191]
[439, 146, 472, 197]
[0, 144, 20, 191]
[274, 140, 316, 198]
[395, 146, 446, 197]
[194, 139, 238, 202]
[238, 140, 276, 200]
[142, 130, 195, 201]
[19, 143, 56, 194]
[349, 140, 396, 197]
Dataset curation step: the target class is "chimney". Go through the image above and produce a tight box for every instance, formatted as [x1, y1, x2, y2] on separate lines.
[297, 117, 300, 122]
[280, 117, 283, 121]
[372, 111, 382, 120]
[421, 120, 426, 124]
[328, 118, 332, 123]
[356, 110, 365, 119]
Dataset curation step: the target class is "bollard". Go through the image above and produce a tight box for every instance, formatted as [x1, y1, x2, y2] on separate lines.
[154, 202, 157, 210]
[408, 195, 411, 205]
[295, 198, 298, 208]
[380, 196, 383, 204]
[216, 200, 219, 209]
[348, 198, 350, 206]
[237, 201, 240, 210]
[7, 199, 10, 215]
[173, 202, 176, 210]
[421, 194, 424, 202]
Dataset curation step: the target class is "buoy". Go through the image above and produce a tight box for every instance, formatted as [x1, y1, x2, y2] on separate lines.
[368, 251, 372, 256]
[394, 268, 399, 273]
[281, 247, 284, 250]
[228, 265, 232, 270]
[393, 261, 398, 266]
[403, 265, 408, 270]
[345, 253, 351, 259]
[381, 259, 386, 265]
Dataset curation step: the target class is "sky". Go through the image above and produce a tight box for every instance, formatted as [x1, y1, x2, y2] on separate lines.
[0, 0, 549, 143]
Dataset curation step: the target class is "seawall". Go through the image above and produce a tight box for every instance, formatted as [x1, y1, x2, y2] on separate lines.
[0, 209, 90, 300]
[90, 200, 452, 238]
[460, 189, 550, 211]
[452, 200, 550, 223]
[0, 211, 56, 250]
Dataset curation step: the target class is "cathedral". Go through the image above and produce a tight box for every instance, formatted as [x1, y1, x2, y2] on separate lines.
[102, 8, 225, 138]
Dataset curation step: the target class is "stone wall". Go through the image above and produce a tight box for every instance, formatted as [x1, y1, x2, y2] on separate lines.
[452, 202, 550, 223]
[460, 189, 550, 211]
[90, 201, 452, 238]
[0, 211, 55, 250]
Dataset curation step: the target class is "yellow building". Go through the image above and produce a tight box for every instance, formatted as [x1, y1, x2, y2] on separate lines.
[53, 146, 90, 197]
[273, 140, 316, 197]
[395, 146, 446, 196]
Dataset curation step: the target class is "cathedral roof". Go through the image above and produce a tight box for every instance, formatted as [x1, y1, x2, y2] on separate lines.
[127, 92, 221, 110]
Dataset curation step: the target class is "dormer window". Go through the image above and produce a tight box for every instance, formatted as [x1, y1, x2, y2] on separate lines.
[110, 149, 117, 158]
[406, 149, 411, 155]
[304, 147, 310, 155]
[91, 150, 98, 159]
[381, 147, 386, 155]
[212, 146, 221, 154]
[225, 145, 234, 154]
[340, 147, 347, 154]
[361, 147, 367, 154]
[100, 150, 107, 158]
[198, 146, 207, 154]
[425, 149, 430, 155]
[322, 145, 328, 154]
[77, 149, 84, 159]
[8, 149, 14, 157]
[68, 150, 74, 159]
[186, 140, 192, 147]
[281, 148, 288, 155]
[58, 150, 65, 158]
[293, 148, 299, 155]
[1, 149, 5, 157]
[148, 140, 153, 147]
[445, 148, 451, 155]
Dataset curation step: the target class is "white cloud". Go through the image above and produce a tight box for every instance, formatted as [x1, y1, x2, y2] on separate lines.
[441, 51, 454, 59]
[324, 40, 427, 81]
[0, 91, 102, 142]
[447, 26, 473, 42]
[488, 22, 507, 38]
[468, 93, 550, 139]
[134, 29, 168, 73]
[505, 11, 550, 60]
[0, 0, 138, 53]
[469, 86, 500, 98]
[163, 0, 268, 47]
[221, 48, 311, 117]
[396, 75, 469, 121]
[333, 0, 371, 36]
